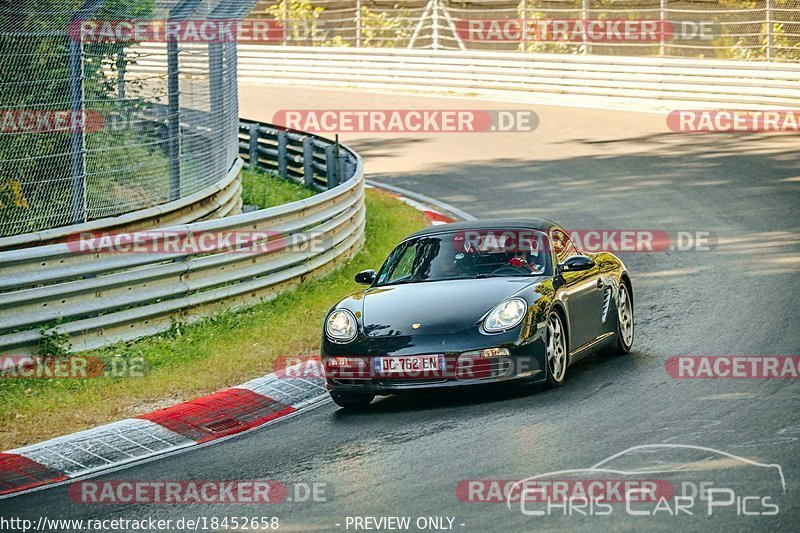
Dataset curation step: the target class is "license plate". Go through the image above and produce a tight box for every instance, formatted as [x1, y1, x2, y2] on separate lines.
[377, 355, 441, 375]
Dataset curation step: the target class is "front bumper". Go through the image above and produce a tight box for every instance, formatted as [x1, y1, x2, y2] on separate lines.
[321, 326, 547, 395]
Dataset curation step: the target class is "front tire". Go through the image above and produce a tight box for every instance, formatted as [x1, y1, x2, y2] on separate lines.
[601, 281, 634, 355]
[545, 311, 568, 388]
[330, 391, 375, 409]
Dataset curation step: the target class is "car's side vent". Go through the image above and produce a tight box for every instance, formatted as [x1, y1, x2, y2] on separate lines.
[601, 286, 613, 323]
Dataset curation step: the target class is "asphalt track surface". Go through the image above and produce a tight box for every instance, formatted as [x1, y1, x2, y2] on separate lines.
[2, 87, 799, 531]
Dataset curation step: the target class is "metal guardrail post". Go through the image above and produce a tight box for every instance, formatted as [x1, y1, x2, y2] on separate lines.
[766, 0, 774, 61]
[248, 123, 260, 168]
[167, 39, 181, 200]
[277, 130, 288, 178]
[338, 152, 348, 185]
[325, 144, 337, 188]
[303, 137, 314, 186]
[335, 134, 344, 188]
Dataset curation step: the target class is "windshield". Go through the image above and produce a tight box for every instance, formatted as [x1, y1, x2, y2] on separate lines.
[374, 229, 551, 286]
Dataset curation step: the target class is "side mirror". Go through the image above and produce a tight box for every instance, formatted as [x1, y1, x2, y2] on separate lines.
[354, 269, 376, 285]
[558, 255, 595, 273]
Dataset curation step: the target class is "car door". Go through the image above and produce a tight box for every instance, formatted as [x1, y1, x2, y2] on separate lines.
[551, 228, 604, 352]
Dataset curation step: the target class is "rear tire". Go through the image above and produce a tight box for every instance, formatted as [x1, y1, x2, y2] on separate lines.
[600, 281, 634, 356]
[545, 310, 568, 388]
[330, 392, 375, 409]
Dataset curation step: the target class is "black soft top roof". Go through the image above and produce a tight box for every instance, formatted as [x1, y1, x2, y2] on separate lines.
[405, 218, 560, 240]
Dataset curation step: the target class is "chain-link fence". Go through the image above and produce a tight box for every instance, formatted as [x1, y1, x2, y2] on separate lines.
[0, 1, 252, 238]
[249, 1, 799, 60]
[2, 1, 797, 237]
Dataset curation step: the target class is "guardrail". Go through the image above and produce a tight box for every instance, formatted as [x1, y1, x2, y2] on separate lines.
[239, 119, 355, 190]
[0, 122, 365, 356]
[236, 46, 800, 110]
[0, 161, 243, 253]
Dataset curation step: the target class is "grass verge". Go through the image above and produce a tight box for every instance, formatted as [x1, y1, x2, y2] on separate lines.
[241, 167, 315, 208]
[0, 174, 428, 450]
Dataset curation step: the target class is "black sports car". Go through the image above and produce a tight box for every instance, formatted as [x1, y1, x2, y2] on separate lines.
[321, 218, 634, 409]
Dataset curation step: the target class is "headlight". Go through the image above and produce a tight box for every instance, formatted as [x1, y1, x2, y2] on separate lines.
[483, 298, 527, 332]
[326, 309, 357, 342]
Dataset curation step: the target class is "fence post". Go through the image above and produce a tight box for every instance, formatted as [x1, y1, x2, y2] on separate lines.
[338, 151, 348, 183]
[333, 134, 349, 184]
[67, 0, 105, 224]
[69, 38, 87, 224]
[225, 41, 239, 166]
[325, 145, 337, 188]
[248, 122, 259, 169]
[117, 49, 126, 111]
[209, 42, 225, 178]
[284, 0, 290, 45]
[582, 0, 590, 55]
[356, 0, 363, 47]
[660, 0, 667, 57]
[303, 137, 314, 187]
[277, 130, 288, 178]
[766, 0, 774, 60]
[167, 39, 181, 200]
[432, 0, 440, 50]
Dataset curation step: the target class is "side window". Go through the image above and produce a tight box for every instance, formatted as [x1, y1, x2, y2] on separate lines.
[551, 228, 579, 263]
[387, 243, 418, 283]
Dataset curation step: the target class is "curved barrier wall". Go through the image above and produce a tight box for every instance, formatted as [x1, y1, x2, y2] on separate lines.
[0, 123, 365, 356]
[0, 161, 243, 253]
[236, 46, 800, 110]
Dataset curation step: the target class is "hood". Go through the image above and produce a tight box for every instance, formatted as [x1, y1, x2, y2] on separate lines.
[358, 277, 542, 337]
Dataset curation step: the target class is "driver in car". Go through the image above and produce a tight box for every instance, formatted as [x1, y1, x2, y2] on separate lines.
[506, 238, 545, 274]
